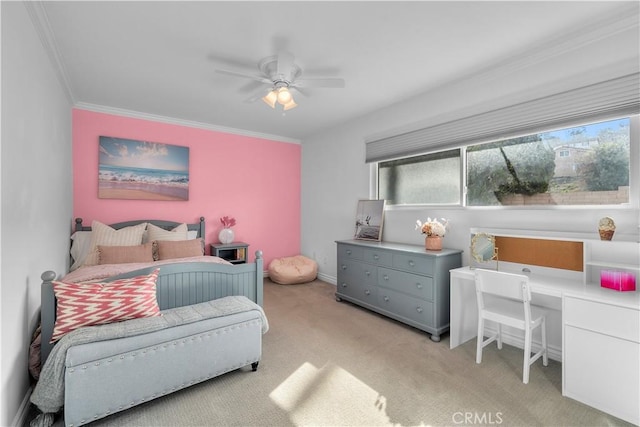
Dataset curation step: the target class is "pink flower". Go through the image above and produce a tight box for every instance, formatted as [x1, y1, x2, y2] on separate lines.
[220, 216, 236, 228]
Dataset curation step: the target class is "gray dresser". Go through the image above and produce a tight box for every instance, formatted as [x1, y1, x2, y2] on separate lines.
[336, 240, 462, 342]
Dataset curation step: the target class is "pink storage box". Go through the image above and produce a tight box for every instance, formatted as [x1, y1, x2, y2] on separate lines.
[600, 270, 636, 292]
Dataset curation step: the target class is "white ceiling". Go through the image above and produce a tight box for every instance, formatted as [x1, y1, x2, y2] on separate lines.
[39, 1, 633, 141]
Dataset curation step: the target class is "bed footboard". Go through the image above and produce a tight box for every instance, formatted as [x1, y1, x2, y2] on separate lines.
[40, 252, 263, 365]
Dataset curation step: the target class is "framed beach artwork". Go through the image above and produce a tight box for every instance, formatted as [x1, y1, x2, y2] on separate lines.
[354, 199, 386, 241]
[98, 136, 189, 201]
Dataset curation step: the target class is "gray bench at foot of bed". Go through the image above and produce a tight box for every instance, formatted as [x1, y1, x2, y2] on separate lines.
[64, 309, 263, 426]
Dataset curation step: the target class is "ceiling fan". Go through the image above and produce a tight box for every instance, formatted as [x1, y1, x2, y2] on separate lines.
[215, 52, 345, 111]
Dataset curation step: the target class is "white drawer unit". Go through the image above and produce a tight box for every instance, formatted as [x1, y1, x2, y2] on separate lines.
[563, 294, 640, 425]
[336, 240, 462, 342]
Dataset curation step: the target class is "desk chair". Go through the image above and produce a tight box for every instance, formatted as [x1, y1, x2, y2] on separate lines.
[474, 269, 548, 384]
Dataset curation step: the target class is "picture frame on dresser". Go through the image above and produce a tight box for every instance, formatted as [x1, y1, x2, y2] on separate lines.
[354, 199, 386, 241]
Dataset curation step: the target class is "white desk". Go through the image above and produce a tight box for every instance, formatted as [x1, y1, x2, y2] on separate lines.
[450, 266, 640, 425]
[450, 266, 585, 358]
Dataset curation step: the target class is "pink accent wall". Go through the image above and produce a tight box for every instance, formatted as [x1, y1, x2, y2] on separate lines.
[72, 108, 301, 267]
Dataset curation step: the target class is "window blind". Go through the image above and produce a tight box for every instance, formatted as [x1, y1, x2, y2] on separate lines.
[365, 73, 640, 163]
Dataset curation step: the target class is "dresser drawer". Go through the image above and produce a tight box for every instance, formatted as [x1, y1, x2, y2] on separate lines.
[363, 248, 393, 267]
[338, 259, 376, 285]
[564, 296, 640, 343]
[378, 267, 434, 301]
[337, 259, 358, 282]
[378, 288, 434, 327]
[336, 279, 378, 304]
[337, 244, 364, 261]
[393, 253, 434, 275]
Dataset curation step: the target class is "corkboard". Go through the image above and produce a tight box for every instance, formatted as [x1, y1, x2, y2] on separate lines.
[494, 236, 583, 272]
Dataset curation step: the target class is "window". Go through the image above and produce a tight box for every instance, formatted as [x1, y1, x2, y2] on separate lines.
[377, 117, 634, 206]
[378, 149, 460, 205]
[466, 118, 630, 206]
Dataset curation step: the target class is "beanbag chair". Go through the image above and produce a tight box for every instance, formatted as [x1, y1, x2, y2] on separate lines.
[268, 255, 318, 285]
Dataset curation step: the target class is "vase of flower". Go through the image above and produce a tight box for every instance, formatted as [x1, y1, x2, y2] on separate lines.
[218, 228, 234, 244]
[219, 215, 236, 244]
[425, 236, 443, 251]
[416, 217, 448, 252]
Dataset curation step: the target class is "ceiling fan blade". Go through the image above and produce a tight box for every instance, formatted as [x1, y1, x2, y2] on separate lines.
[215, 69, 272, 85]
[293, 78, 345, 88]
[243, 87, 272, 103]
[290, 86, 310, 97]
[207, 53, 256, 71]
[238, 79, 271, 94]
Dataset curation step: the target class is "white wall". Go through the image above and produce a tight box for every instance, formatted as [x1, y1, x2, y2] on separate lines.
[302, 5, 640, 283]
[1, 3, 72, 425]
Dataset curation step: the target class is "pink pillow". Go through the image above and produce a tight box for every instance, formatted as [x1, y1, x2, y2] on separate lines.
[83, 221, 147, 267]
[155, 239, 204, 260]
[51, 269, 161, 343]
[98, 242, 154, 264]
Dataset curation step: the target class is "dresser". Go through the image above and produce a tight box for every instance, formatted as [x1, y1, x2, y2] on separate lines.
[336, 240, 462, 342]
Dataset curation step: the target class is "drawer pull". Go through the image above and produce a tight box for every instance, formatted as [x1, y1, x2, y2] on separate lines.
[383, 296, 390, 302]
[383, 275, 389, 281]
[416, 306, 423, 313]
[416, 283, 423, 289]
[341, 283, 347, 288]
[364, 289, 370, 295]
[341, 265, 347, 270]
[373, 254, 379, 260]
[346, 250, 352, 255]
[365, 270, 371, 276]
[408, 260, 415, 267]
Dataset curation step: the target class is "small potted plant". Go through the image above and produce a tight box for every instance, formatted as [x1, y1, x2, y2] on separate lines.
[416, 217, 448, 251]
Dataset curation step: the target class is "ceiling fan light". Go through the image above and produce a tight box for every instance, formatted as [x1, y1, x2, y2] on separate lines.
[283, 99, 297, 111]
[262, 90, 277, 108]
[276, 87, 292, 105]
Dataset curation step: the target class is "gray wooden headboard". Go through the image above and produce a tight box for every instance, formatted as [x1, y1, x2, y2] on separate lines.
[74, 217, 206, 239]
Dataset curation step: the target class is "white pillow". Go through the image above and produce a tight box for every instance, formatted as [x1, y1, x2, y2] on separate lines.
[83, 221, 147, 267]
[187, 230, 199, 240]
[143, 223, 188, 243]
[69, 231, 93, 271]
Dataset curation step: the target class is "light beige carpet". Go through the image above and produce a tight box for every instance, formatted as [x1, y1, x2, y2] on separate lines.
[41, 279, 631, 427]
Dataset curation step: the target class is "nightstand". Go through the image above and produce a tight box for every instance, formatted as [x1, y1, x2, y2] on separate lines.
[210, 242, 249, 264]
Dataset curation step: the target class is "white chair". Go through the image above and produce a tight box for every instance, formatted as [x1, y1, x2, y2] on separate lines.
[474, 269, 548, 384]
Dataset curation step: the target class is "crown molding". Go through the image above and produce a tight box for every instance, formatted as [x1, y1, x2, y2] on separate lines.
[25, 0, 636, 147]
[74, 103, 302, 145]
[23, 1, 75, 104]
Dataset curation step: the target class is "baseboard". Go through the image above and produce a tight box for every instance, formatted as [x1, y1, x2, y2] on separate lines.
[317, 272, 336, 285]
[12, 386, 32, 427]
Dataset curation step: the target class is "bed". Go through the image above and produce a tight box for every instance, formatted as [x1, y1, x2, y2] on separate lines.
[31, 217, 267, 427]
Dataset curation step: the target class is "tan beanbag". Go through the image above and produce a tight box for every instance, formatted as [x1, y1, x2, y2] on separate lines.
[268, 255, 318, 285]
